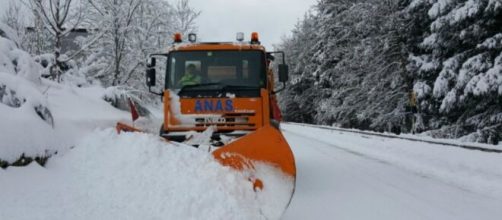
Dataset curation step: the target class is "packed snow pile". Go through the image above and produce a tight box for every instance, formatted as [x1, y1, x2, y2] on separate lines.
[0, 129, 292, 220]
[0, 79, 132, 162]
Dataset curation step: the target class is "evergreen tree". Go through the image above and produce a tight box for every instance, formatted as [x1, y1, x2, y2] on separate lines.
[278, 0, 501, 143]
[408, 0, 502, 143]
[279, 0, 410, 132]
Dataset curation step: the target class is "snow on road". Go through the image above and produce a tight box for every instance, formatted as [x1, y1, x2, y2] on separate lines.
[3, 119, 502, 220]
[282, 123, 502, 220]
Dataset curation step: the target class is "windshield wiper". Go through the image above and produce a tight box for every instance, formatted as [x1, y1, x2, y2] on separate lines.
[179, 83, 260, 95]
[180, 82, 224, 91]
[181, 83, 259, 90]
[221, 85, 260, 90]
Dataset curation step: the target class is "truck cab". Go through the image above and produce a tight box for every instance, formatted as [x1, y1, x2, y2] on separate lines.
[146, 33, 288, 143]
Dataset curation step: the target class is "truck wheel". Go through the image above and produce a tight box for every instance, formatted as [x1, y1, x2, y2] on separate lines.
[271, 119, 281, 130]
[159, 123, 165, 136]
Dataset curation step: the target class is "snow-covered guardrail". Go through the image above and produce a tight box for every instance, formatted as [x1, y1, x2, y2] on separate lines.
[285, 122, 502, 153]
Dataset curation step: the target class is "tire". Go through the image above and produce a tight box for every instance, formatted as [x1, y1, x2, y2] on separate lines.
[271, 119, 281, 130]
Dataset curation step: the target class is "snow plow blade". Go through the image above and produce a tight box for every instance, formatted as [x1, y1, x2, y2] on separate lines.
[116, 122, 296, 210]
[212, 125, 296, 201]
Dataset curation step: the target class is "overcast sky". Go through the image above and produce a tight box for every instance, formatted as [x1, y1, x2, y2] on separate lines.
[0, 0, 317, 49]
[189, 0, 317, 48]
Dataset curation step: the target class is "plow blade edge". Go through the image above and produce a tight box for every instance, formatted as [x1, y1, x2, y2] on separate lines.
[212, 125, 296, 203]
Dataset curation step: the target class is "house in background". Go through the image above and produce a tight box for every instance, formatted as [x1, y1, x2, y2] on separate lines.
[25, 27, 90, 55]
[61, 28, 90, 55]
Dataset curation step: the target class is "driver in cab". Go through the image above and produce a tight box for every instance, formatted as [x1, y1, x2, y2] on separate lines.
[178, 64, 201, 87]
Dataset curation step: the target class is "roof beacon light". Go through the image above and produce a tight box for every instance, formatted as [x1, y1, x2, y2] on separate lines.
[236, 32, 244, 42]
[188, 33, 197, 43]
[173, 32, 182, 43]
[251, 32, 260, 44]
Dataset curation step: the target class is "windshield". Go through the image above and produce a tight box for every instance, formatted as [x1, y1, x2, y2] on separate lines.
[166, 51, 266, 90]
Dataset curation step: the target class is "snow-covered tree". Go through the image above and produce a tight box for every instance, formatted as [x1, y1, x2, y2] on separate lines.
[81, 0, 199, 88]
[278, 0, 411, 133]
[279, 0, 501, 143]
[1, 1, 52, 55]
[407, 0, 502, 143]
[277, 12, 320, 123]
[171, 0, 201, 37]
[29, 0, 84, 82]
[1, 1, 28, 48]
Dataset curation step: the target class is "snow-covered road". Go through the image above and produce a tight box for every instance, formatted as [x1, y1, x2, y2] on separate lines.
[2, 121, 502, 220]
[282, 124, 502, 220]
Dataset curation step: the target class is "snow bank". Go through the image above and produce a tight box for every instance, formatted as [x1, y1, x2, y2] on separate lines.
[0, 129, 292, 220]
[0, 81, 130, 162]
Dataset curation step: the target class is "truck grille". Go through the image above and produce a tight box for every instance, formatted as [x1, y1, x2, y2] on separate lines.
[194, 113, 256, 128]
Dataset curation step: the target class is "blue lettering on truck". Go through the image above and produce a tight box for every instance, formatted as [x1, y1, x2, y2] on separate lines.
[195, 99, 234, 112]
[204, 100, 214, 111]
[225, 100, 233, 111]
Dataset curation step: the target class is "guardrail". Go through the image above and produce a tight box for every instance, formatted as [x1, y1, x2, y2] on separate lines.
[285, 123, 502, 153]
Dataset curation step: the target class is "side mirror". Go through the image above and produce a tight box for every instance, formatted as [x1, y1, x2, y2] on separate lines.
[146, 68, 156, 87]
[278, 64, 289, 83]
[147, 57, 156, 68]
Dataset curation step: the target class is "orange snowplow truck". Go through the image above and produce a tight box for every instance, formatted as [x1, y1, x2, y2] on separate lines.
[118, 32, 295, 208]
[147, 32, 289, 142]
